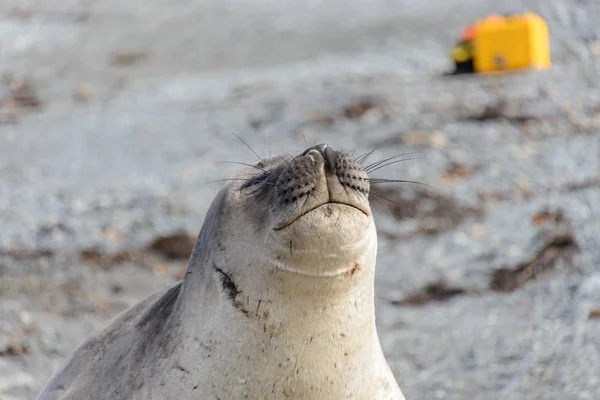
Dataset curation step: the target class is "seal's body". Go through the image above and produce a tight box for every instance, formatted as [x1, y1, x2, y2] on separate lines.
[37, 144, 405, 400]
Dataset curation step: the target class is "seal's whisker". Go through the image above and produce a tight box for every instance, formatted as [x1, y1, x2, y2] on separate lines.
[355, 145, 382, 164]
[297, 124, 308, 149]
[364, 152, 417, 168]
[367, 178, 443, 196]
[277, 154, 293, 166]
[207, 177, 277, 187]
[363, 153, 422, 172]
[207, 178, 248, 184]
[228, 130, 262, 160]
[254, 181, 279, 201]
[367, 191, 399, 206]
[365, 157, 428, 174]
[354, 145, 380, 165]
[217, 161, 267, 172]
[345, 146, 360, 158]
[371, 190, 431, 234]
[368, 178, 433, 187]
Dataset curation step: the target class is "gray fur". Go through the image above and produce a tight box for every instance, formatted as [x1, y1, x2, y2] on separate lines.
[37, 145, 405, 400]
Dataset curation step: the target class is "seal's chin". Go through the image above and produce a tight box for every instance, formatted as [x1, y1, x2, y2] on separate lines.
[266, 202, 373, 278]
[273, 202, 369, 231]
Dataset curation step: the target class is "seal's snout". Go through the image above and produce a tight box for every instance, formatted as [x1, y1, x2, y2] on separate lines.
[272, 144, 371, 230]
[298, 143, 369, 190]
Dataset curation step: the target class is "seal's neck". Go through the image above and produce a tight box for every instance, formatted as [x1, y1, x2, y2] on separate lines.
[179, 256, 378, 341]
[171, 260, 399, 399]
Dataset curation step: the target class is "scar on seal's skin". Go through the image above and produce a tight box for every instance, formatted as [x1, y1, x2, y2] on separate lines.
[344, 263, 360, 278]
[213, 265, 240, 301]
[214, 265, 251, 317]
[176, 364, 190, 374]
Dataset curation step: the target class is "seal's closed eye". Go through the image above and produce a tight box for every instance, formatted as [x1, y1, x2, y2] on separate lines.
[241, 170, 272, 189]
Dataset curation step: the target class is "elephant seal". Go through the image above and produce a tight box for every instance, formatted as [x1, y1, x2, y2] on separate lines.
[37, 144, 405, 400]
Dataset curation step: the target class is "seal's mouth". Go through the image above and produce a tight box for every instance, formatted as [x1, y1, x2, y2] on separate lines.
[260, 143, 371, 232]
[273, 201, 369, 231]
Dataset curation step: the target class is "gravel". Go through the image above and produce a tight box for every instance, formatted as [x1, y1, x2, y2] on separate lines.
[1, 0, 600, 399]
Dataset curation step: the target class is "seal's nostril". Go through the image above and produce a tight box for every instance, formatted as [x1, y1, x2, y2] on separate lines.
[323, 146, 336, 172]
[300, 144, 338, 172]
[300, 143, 328, 157]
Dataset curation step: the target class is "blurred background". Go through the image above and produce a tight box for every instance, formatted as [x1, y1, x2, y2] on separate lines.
[1, 0, 600, 399]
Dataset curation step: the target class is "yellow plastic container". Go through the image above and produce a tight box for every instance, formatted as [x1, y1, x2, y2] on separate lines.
[473, 12, 551, 73]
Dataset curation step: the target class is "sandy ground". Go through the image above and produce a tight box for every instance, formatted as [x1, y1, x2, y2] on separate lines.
[1, 0, 600, 399]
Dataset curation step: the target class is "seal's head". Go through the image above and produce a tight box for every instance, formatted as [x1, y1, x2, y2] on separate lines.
[191, 144, 375, 287]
